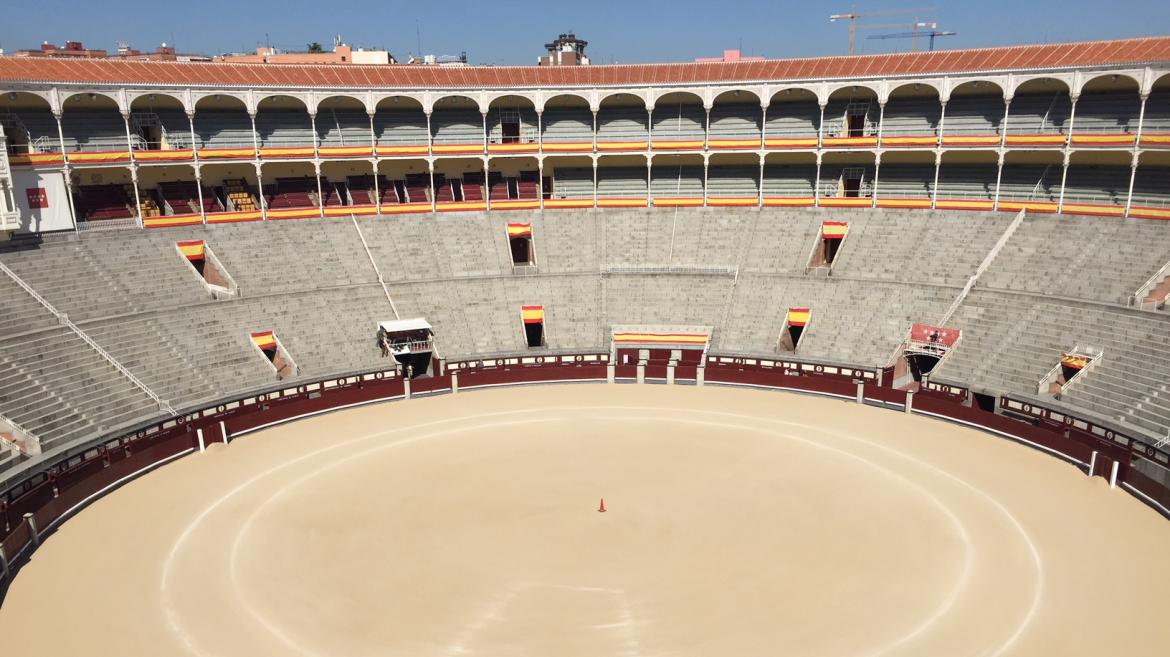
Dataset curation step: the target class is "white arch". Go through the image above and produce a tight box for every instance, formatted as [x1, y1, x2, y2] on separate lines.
[312, 93, 370, 115]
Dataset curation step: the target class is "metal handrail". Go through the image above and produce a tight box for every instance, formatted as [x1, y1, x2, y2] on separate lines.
[0, 261, 174, 415]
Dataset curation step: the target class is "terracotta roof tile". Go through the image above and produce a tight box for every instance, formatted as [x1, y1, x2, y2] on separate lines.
[2, 36, 1169, 90]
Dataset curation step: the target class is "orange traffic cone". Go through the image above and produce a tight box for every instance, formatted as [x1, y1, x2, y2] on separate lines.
[598, 498, 606, 513]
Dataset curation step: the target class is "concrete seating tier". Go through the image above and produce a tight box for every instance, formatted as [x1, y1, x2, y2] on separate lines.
[3, 207, 1170, 479]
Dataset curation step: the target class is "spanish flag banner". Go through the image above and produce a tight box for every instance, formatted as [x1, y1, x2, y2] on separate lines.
[1060, 353, 1089, 382]
[521, 305, 545, 324]
[177, 240, 205, 261]
[787, 308, 810, 327]
[613, 332, 709, 345]
[507, 223, 533, 238]
[822, 221, 849, 239]
[251, 331, 277, 350]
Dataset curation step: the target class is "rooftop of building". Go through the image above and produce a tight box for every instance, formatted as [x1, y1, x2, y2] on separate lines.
[1, 35, 1168, 89]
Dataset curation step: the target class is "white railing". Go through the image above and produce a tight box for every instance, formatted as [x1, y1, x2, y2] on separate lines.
[601, 264, 737, 276]
[938, 209, 1027, 327]
[1133, 260, 1170, 310]
[0, 261, 174, 415]
[390, 339, 433, 355]
[349, 214, 399, 320]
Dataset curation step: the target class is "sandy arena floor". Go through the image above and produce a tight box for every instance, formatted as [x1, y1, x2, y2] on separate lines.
[2, 384, 1169, 656]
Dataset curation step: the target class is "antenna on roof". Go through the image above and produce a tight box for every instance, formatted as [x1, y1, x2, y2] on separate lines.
[416, 20, 422, 58]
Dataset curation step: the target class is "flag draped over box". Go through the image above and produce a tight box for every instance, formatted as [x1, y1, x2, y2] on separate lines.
[507, 223, 533, 238]
[787, 308, 810, 327]
[613, 332, 708, 345]
[822, 222, 849, 239]
[177, 240, 205, 261]
[521, 305, 545, 324]
[251, 331, 276, 350]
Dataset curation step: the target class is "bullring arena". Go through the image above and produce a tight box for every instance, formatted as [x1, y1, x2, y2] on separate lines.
[1, 30, 1170, 656]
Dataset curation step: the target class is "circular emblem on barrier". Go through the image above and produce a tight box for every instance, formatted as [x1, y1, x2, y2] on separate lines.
[1022, 404, 1031, 413]
[814, 365, 824, 373]
[374, 371, 385, 380]
[1064, 416, 1073, 426]
[1105, 430, 1114, 440]
[217, 404, 227, 413]
[1147, 445, 1156, 457]
[537, 356, 545, 364]
[576, 355, 584, 362]
[337, 378, 346, 387]
[734, 358, 744, 365]
[257, 393, 268, 402]
[136, 429, 147, 440]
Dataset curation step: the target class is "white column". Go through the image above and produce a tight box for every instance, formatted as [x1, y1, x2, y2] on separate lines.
[999, 99, 1012, 150]
[931, 151, 942, 209]
[813, 153, 822, 207]
[646, 158, 652, 206]
[993, 151, 1005, 211]
[54, 111, 68, 158]
[1124, 94, 1148, 218]
[875, 102, 886, 147]
[130, 167, 144, 228]
[368, 111, 377, 155]
[484, 159, 492, 211]
[1057, 97, 1077, 213]
[592, 110, 599, 151]
[817, 103, 826, 147]
[592, 158, 599, 207]
[257, 163, 268, 221]
[935, 99, 947, 147]
[187, 111, 199, 160]
[194, 166, 207, 225]
[314, 161, 326, 218]
[757, 155, 765, 207]
[249, 112, 261, 156]
[372, 159, 382, 212]
[871, 153, 881, 208]
[760, 103, 768, 149]
[425, 112, 433, 156]
[702, 157, 709, 207]
[704, 106, 711, 150]
[429, 162, 437, 213]
[536, 110, 543, 151]
[1057, 151, 1071, 214]
[537, 158, 545, 210]
[122, 111, 136, 162]
[481, 111, 489, 154]
[309, 112, 320, 158]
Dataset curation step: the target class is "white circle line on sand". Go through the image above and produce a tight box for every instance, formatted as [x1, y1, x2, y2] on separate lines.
[157, 399, 1043, 657]
[204, 409, 975, 657]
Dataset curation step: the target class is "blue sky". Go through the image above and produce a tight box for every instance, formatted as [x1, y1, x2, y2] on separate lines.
[1, 1, 1167, 64]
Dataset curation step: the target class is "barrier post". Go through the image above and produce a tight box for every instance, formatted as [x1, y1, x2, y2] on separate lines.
[196, 428, 206, 453]
[904, 391, 914, 414]
[855, 379, 865, 403]
[404, 376, 412, 400]
[220, 421, 229, 445]
[696, 366, 704, 386]
[607, 364, 615, 383]
[636, 362, 645, 384]
[451, 372, 459, 394]
[24, 513, 40, 549]
[0, 544, 10, 582]
[1088, 451, 1098, 477]
[666, 363, 676, 385]
[1110, 460, 1120, 488]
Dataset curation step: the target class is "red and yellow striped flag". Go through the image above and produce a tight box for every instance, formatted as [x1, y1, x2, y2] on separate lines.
[521, 305, 545, 324]
[1060, 354, 1088, 370]
[613, 332, 708, 345]
[787, 308, 810, 327]
[822, 222, 849, 239]
[507, 223, 533, 238]
[251, 331, 276, 350]
[177, 240, 205, 261]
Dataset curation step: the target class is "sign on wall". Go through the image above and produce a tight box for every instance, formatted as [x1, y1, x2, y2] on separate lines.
[25, 187, 49, 209]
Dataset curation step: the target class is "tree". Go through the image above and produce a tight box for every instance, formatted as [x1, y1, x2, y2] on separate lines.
[307, 42, 324, 53]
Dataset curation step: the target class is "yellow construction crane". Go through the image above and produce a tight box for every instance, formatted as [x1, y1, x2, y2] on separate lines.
[829, 5, 935, 55]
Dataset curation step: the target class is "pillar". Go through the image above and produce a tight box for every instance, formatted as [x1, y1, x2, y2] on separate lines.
[314, 160, 326, 218]
[194, 165, 207, 225]
[256, 162, 268, 221]
[372, 159, 382, 212]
